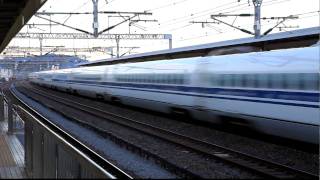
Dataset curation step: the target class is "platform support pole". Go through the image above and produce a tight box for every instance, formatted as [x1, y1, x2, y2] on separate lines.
[7, 100, 13, 134]
[0, 93, 4, 122]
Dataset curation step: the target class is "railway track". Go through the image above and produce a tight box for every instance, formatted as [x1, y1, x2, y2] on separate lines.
[14, 82, 318, 179]
[2, 81, 133, 179]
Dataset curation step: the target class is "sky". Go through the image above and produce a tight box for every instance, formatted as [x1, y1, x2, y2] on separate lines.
[5, 0, 320, 61]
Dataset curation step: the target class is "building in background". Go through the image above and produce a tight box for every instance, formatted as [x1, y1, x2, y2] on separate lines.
[0, 54, 88, 80]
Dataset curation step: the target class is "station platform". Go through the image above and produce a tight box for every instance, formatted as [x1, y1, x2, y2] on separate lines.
[0, 120, 26, 178]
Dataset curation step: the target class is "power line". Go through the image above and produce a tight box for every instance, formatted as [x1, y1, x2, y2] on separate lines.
[146, 0, 191, 12]
[149, 0, 286, 31]
[147, 0, 244, 30]
[188, 0, 304, 38]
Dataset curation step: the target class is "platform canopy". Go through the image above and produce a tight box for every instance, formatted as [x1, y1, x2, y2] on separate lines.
[0, 0, 46, 53]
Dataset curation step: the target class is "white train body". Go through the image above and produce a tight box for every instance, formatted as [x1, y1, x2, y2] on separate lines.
[29, 46, 320, 144]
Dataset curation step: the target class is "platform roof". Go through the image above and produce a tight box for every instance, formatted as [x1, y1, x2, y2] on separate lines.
[0, 0, 46, 53]
[80, 26, 320, 67]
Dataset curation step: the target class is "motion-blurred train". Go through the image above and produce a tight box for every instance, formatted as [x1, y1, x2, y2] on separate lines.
[29, 46, 320, 144]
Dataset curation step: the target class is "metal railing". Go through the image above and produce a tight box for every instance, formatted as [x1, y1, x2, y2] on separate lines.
[0, 93, 24, 134]
[1, 89, 132, 179]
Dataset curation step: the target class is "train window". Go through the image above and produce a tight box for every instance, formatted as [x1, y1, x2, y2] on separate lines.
[218, 75, 224, 86]
[128, 74, 132, 82]
[147, 74, 150, 83]
[301, 73, 319, 91]
[246, 74, 256, 88]
[170, 74, 174, 84]
[284, 73, 300, 90]
[162, 74, 166, 84]
[270, 74, 283, 89]
[234, 74, 242, 87]
[173, 74, 178, 84]
[172, 74, 176, 84]
[127, 74, 131, 82]
[148, 74, 152, 83]
[175, 74, 180, 84]
[144, 74, 148, 83]
[151, 74, 156, 83]
[210, 74, 219, 87]
[218, 74, 224, 87]
[162, 74, 167, 84]
[177, 74, 181, 84]
[256, 74, 269, 88]
[160, 74, 164, 83]
[128, 75, 131, 82]
[224, 74, 233, 87]
[171, 74, 175, 84]
[169, 74, 174, 84]
[143, 74, 147, 83]
[134, 74, 138, 83]
[166, 74, 171, 84]
[155, 74, 159, 83]
[179, 74, 184, 84]
[127, 75, 130, 82]
[178, 74, 182, 84]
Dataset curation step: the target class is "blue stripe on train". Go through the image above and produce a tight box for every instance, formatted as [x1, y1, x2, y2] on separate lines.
[51, 79, 319, 108]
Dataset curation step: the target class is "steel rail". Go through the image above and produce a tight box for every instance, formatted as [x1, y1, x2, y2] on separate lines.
[20, 83, 318, 179]
[8, 84, 133, 179]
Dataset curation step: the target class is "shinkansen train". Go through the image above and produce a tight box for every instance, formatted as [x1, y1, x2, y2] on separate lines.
[29, 46, 320, 144]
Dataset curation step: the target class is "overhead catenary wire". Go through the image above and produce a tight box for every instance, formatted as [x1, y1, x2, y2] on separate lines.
[146, 0, 244, 30]
[155, 0, 300, 35]
[147, 0, 291, 32]
[145, 0, 191, 12]
[177, 13, 318, 43]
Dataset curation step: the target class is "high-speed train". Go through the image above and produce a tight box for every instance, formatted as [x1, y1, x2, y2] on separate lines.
[29, 46, 320, 144]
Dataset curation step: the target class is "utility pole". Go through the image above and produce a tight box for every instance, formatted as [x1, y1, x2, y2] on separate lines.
[92, 0, 99, 38]
[253, 0, 263, 38]
[115, 35, 120, 58]
[39, 37, 43, 55]
[203, 0, 296, 38]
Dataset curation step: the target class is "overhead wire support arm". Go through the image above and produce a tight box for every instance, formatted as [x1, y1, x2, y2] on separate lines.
[34, 15, 93, 35]
[262, 19, 286, 36]
[98, 14, 139, 35]
[36, 11, 153, 15]
[262, 15, 299, 36]
[211, 13, 254, 17]
[210, 16, 254, 35]
[130, 19, 158, 23]
[261, 15, 299, 20]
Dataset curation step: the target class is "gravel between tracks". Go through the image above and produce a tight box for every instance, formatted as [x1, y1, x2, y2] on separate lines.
[17, 82, 320, 177]
[16, 83, 261, 178]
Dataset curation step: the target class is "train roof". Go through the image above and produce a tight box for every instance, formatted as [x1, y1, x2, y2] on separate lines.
[80, 27, 320, 67]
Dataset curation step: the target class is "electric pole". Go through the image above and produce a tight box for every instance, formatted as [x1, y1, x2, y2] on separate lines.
[92, 0, 99, 37]
[198, 0, 297, 38]
[253, 0, 263, 38]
